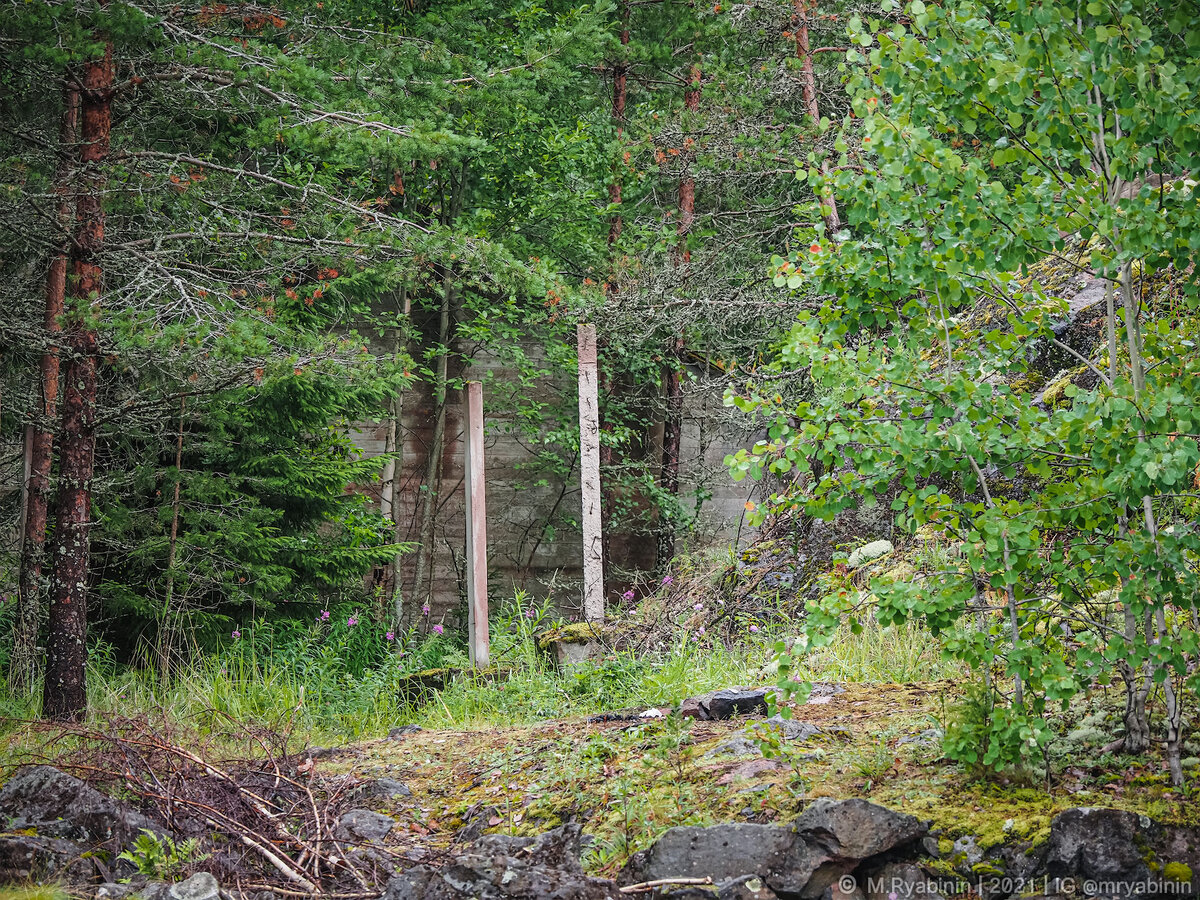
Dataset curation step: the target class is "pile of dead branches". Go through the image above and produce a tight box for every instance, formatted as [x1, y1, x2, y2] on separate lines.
[12, 712, 412, 896]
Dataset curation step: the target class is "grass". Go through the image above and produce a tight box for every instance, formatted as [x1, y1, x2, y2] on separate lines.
[0, 887, 69, 900]
[0, 608, 960, 762]
[792, 619, 965, 683]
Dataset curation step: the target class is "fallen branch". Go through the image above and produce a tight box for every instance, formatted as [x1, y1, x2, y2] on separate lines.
[620, 877, 715, 894]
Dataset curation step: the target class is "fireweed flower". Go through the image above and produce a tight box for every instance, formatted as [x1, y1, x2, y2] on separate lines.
[693, 603, 703, 611]
[422, 603, 431, 616]
[232, 629, 241, 640]
[432, 624, 444, 635]
[621, 590, 635, 601]
[525, 609, 536, 619]
[320, 610, 330, 621]
[749, 624, 759, 633]
[347, 615, 358, 627]
[661, 575, 673, 586]
[385, 631, 395, 642]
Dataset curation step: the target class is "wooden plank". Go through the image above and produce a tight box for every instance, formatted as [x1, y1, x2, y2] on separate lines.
[464, 381, 490, 667]
[577, 324, 605, 622]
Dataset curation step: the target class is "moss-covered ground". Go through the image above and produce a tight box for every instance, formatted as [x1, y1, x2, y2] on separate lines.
[320, 679, 1200, 878]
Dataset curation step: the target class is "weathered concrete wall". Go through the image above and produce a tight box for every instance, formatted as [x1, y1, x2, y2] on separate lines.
[350, 333, 759, 624]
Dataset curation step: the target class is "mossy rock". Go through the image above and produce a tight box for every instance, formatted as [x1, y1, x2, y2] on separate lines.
[537, 622, 606, 651]
[1039, 365, 1087, 407]
[398, 667, 452, 707]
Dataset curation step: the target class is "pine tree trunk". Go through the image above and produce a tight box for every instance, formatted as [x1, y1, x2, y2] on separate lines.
[657, 65, 700, 571]
[794, 0, 841, 235]
[43, 45, 112, 723]
[411, 275, 453, 614]
[607, 2, 630, 248]
[12, 84, 78, 697]
[156, 397, 187, 684]
[600, 4, 630, 594]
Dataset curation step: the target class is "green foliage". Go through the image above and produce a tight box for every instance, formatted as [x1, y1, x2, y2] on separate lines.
[117, 829, 208, 881]
[732, 0, 1200, 780]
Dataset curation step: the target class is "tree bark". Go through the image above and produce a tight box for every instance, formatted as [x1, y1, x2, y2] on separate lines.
[411, 275, 453, 614]
[600, 3, 630, 594]
[607, 2, 630, 249]
[657, 64, 700, 571]
[794, 0, 841, 235]
[157, 397, 187, 683]
[657, 336, 684, 571]
[43, 43, 113, 722]
[12, 84, 79, 697]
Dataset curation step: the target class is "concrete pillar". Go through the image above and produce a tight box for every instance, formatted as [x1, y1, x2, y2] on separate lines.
[578, 324, 605, 622]
[464, 381, 490, 667]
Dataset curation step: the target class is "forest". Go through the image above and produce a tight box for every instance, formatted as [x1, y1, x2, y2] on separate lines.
[1, 0, 1200, 897]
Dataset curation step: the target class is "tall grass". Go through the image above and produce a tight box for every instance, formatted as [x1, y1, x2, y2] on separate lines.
[0, 585, 962, 752]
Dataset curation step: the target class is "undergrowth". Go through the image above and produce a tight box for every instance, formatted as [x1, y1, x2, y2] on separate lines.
[0, 561, 962, 754]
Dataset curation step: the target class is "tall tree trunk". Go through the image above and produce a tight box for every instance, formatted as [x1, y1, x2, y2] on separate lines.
[43, 44, 113, 723]
[12, 84, 79, 696]
[794, 0, 841, 235]
[657, 65, 700, 571]
[600, 3, 630, 595]
[156, 397, 187, 684]
[384, 285, 410, 625]
[411, 275, 453, 614]
[607, 2, 630, 249]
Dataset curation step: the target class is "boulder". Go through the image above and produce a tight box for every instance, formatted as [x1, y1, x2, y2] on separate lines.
[352, 777, 413, 801]
[471, 824, 585, 873]
[168, 872, 220, 900]
[1043, 808, 1151, 885]
[620, 800, 927, 898]
[701, 688, 770, 720]
[763, 716, 820, 742]
[335, 809, 397, 843]
[863, 862, 945, 900]
[380, 853, 619, 900]
[0, 833, 96, 883]
[0, 765, 163, 847]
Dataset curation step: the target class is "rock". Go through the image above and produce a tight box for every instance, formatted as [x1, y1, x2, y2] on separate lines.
[620, 800, 927, 898]
[863, 862, 945, 900]
[381, 853, 619, 900]
[679, 697, 705, 719]
[389, 724, 423, 739]
[763, 716, 820, 742]
[618, 823, 796, 889]
[168, 872, 220, 900]
[718, 875, 779, 900]
[896, 728, 943, 748]
[795, 798, 926, 863]
[0, 765, 164, 848]
[948, 835, 982, 869]
[701, 688, 769, 720]
[335, 809, 397, 842]
[0, 833, 95, 883]
[472, 824, 586, 873]
[135, 883, 171, 900]
[97, 884, 137, 900]
[538, 623, 608, 670]
[455, 804, 501, 843]
[352, 777, 412, 801]
[847, 540, 894, 569]
[1043, 807, 1151, 884]
[704, 735, 764, 759]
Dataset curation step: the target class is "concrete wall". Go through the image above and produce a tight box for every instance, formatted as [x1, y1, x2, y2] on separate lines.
[350, 329, 759, 624]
